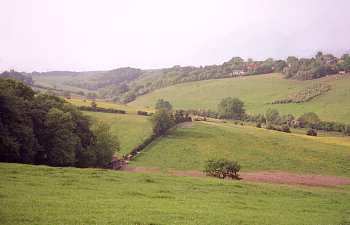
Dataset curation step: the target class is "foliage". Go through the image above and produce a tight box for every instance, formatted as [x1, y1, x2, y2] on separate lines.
[265, 108, 280, 125]
[218, 97, 245, 120]
[283, 52, 338, 80]
[306, 129, 318, 136]
[155, 99, 172, 111]
[0, 78, 118, 167]
[78, 105, 126, 114]
[298, 112, 321, 128]
[151, 109, 175, 136]
[204, 159, 240, 179]
[137, 110, 149, 116]
[87, 121, 119, 167]
[83, 111, 153, 155]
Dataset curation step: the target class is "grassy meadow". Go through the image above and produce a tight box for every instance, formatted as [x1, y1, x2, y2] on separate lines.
[83, 111, 153, 155]
[1, 163, 350, 225]
[67, 98, 152, 114]
[129, 73, 350, 123]
[131, 121, 350, 176]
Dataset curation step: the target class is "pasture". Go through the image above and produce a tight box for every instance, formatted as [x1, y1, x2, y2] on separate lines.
[131, 121, 350, 177]
[129, 73, 350, 123]
[67, 98, 151, 114]
[1, 163, 350, 225]
[84, 111, 153, 155]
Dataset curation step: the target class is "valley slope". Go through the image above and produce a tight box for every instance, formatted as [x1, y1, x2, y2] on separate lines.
[129, 73, 350, 123]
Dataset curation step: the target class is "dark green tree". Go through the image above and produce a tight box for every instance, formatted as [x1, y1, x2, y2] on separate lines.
[265, 108, 280, 125]
[151, 109, 175, 136]
[155, 99, 172, 111]
[218, 97, 245, 120]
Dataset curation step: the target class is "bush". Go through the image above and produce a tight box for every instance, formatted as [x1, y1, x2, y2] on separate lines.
[137, 110, 149, 116]
[306, 129, 317, 136]
[280, 125, 291, 133]
[204, 159, 240, 179]
[256, 123, 262, 128]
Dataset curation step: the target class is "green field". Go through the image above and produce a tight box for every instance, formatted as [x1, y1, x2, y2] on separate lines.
[129, 73, 350, 123]
[131, 121, 350, 177]
[67, 98, 152, 114]
[84, 111, 153, 155]
[1, 163, 350, 225]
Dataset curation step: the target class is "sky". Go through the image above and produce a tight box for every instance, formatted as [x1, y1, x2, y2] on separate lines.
[1, 0, 350, 72]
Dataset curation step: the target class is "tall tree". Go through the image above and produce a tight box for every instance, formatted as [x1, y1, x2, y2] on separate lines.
[218, 97, 245, 120]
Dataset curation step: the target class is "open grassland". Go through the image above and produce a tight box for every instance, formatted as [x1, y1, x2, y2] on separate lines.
[1, 163, 350, 225]
[67, 98, 152, 114]
[131, 121, 350, 177]
[84, 111, 153, 155]
[129, 73, 350, 123]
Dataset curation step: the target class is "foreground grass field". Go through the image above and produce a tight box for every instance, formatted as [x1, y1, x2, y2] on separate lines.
[129, 73, 350, 123]
[131, 121, 350, 177]
[1, 163, 350, 225]
[84, 111, 153, 155]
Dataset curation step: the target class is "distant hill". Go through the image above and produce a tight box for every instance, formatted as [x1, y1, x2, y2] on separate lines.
[0, 70, 33, 85]
[30, 51, 350, 104]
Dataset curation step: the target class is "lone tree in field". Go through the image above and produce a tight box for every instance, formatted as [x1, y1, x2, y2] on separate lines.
[298, 112, 320, 128]
[204, 159, 241, 179]
[151, 109, 175, 136]
[91, 100, 97, 109]
[218, 97, 245, 120]
[155, 99, 172, 111]
[265, 108, 281, 125]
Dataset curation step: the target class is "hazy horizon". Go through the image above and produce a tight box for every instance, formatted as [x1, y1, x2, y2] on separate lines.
[1, 0, 350, 72]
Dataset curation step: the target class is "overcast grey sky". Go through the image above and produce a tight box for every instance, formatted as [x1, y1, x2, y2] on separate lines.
[1, 0, 350, 72]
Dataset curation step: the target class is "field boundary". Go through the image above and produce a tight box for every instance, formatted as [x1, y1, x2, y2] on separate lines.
[122, 166, 350, 187]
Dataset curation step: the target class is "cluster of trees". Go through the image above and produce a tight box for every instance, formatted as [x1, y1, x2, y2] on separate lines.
[151, 99, 191, 136]
[247, 109, 350, 136]
[204, 159, 241, 179]
[0, 78, 119, 167]
[283, 52, 350, 80]
[217, 97, 246, 120]
[196, 97, 350, 136]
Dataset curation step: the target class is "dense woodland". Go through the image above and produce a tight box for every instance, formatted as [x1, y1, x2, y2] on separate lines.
[0, 78, 118, 167]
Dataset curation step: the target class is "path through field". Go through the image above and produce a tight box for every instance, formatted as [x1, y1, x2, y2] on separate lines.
[122, 166, 350, 187]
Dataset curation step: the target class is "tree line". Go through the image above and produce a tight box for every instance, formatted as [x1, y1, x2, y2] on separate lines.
[283, 52, 350, 80]
[0, 78, 119, 167]
[177, 97, 350, 136]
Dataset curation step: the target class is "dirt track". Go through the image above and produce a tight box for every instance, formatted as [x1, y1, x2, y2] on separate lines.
[122, 166, 350, 187]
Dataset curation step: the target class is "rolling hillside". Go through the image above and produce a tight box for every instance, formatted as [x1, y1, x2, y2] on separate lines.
[131, 121, 350, 177]
[129, 73, 350, 123]
[1, 163, 350, 225]
[83, 112, 152, 155]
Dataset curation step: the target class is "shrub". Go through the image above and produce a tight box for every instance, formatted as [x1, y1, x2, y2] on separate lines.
[204, 159, 240, 179]
[256, 123, 262, 128]
[306, 129, 317, 136]
[281, 125, 291, 133]
[137, 111, 149, 116]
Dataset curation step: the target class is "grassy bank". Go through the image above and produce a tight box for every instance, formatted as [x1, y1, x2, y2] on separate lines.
[1, 163, 350, 225]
